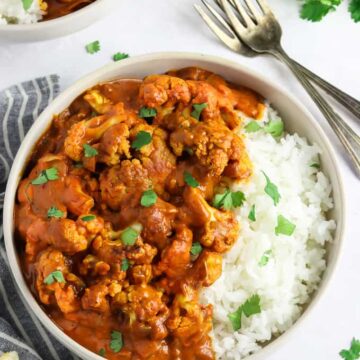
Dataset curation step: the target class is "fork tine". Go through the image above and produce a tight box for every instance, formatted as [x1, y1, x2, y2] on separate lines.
[256, 0, 273, 14]
[243, 0, 263, 22]
[201, 0, 236, 37]
[194, 4, 241, 52]
[232, 0, 256, 28]
[220, 0, 247, 35]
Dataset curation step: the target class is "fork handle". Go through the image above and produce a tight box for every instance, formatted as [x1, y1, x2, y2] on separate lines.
[272, 46, 360, 177]
[293, 61, 360, 120]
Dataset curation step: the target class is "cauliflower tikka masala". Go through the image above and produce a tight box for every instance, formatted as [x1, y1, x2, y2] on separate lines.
[15, 67, 264, 359]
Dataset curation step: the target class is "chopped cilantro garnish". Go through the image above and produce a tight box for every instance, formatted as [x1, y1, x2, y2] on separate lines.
[83, 143, 98, 158]
[113, 52, 129, 62]
[121, 227, 138, 246]
[131, 131, 152, 150]
[81, 215, 96, 222]
[184, 171, 199, 188]
[228, 294, 261, 331]
[98, 348, 106, 357]
[349, 0, 360, 22]
[121, 258, 130, 271]
[31, 167, 59, 185]
[190, 242, 203, 256]
[262, 171, 280, 206]
[191, 103, 207, 120]
[47, 207, 64, 219]
[85, 40, 100, 54]
[213, 189, 246, 210]
[244, 120, 261, 133]
[310, 163, 320, 169]
[300, 0, 341, 22]
[110, 331, 123, 353]
[340, 338, 360, 360]
[139, 107, 157, 119]
[275, 215, 296, 236]
[22, 0, 34, 10]
[264, 118, 284, 138]
[248, 204, 256, 222]
[258, 249, 272, 266]
[44, 270, 65, 285]
[140, 189, 157, 207]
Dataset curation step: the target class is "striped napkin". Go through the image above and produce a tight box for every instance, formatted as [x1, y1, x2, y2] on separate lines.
[0, 77, 81, 360]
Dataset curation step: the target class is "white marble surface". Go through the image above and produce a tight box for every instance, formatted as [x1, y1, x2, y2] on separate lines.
[0, 0, 359, 359]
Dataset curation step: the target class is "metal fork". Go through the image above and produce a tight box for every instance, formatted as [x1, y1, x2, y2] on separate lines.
[196, 0, 360, 176]
[195, 0, 360, 120]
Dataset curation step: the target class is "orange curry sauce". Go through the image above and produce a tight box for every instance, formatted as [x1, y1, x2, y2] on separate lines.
[15, 68, 264, 359]
[43, 0, 96, 20]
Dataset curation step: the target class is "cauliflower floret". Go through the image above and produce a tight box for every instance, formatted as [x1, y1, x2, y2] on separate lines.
[35, 248, 83, 314]
[155, 225, 193, 279]
[139, 74, 191, 108]
[181, 187, 239, 253]
[26, 216, 104, 255]
[100, 159, 152, 210]
[83, 89, 113, 114]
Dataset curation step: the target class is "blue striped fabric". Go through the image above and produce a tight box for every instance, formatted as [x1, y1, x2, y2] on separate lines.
[0, 77, 80, 360]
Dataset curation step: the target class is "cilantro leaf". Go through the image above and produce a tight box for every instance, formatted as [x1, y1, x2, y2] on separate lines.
[244, 120, 261, 133]
[31, 167, 59, 185]
[191, 103, 207, 120]
[248, 204, 256, 222]
[22, 0, 34, 11]
[262, 171, 281, 206]
[349, 0, 360, 22]
[300, 0, 341, 22]
[231, 191, 246, 207]
[113, 52, 129, 61]
[121, 227, 138, 246]
[340, 338, 360, 360]
[83, 144, 98, 158]
[259, 249, 272, 267]
[139, 107, 157, 118]
[228, 294, 262, 331]
[131, 131, 152, 150]
[121, 258, 130, 271]
[140, 189, 157, 207]
[228, 307, 243, 331]
[110, 331, 123, 353]
[85, 40, 100, 54]
[190, 242, 203, 256]
[44, 270, 65, 285]
[242, 294, 261, 317]
[213, 189, 246, 210]
[81, 215, 96, 222]
[184, 171, 199, 188]
[264, 118, 284, 138]
[275, 215, 296, 236]
[310, 163, 320, 169]
[98, 348, 106, 357]
[47, 207, 64, 219]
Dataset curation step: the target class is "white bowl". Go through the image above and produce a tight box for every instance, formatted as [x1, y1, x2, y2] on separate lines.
[3, 52, 345, 360]
[0, 0, 116, 42]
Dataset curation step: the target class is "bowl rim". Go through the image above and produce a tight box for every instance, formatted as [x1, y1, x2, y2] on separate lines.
[0, 0, 110, 32]
[3, 51, 346, 360]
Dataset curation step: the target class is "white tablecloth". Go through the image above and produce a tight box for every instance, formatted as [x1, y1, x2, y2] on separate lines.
[0, 0, 359, 359]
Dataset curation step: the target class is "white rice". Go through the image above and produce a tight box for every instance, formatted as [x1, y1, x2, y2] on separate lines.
[0, 0, 43, 25]
[201, 106, 336, 359]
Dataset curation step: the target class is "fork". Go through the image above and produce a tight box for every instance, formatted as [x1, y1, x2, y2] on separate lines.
[196, 0, 360, 176]
[195, 0, 360, 120]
